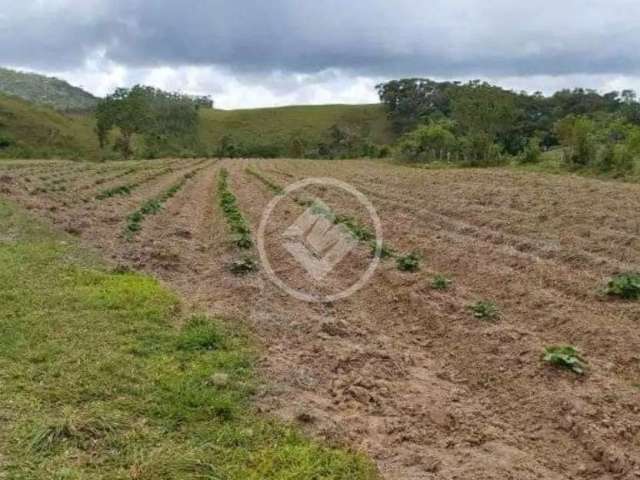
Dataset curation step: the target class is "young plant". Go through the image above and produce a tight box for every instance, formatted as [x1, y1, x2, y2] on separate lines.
[432, 275, 452, 290]
[543, 346, 587, 375]
[396, 252, 421, 272]
[605, 273, 640, 300]
[229, 256, 259, 275]
[370, 241, 395, 259]
[469, 301, 499, 320]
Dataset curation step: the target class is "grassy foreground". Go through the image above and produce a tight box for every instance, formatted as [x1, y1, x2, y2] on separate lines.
[0, 200, 377, 479]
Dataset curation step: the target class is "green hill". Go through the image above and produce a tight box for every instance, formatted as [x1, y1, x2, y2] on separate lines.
[0, 67, 98, 112]
[0, 94, 99, 160]
[199, 104, 393, 147]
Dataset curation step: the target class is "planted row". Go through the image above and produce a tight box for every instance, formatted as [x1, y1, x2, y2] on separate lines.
[245, 167, 284, 195]
[218, 168, 253, 249]
[124, 170, 197, 238]
[96, 167, 172, 200]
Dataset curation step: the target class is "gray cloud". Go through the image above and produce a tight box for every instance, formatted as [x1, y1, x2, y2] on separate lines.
[2, 0, 640, 77]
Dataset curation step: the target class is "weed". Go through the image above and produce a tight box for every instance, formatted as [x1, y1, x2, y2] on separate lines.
[543, 346, 587, 375]
[397, 252, 421, 272]
[432, 275, 452, 290]
[469, 301, 499, 320]
[334, 214, 375, 241]
[370, 241, 395, 259]
[605, 273, 640, 300]
[230, 256, 260, 275]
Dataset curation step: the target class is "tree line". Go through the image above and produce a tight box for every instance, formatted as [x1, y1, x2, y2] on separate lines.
[377, 78, 640, 174]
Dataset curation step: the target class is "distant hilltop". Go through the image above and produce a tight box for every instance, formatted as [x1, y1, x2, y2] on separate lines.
[0, 67, 98, 111]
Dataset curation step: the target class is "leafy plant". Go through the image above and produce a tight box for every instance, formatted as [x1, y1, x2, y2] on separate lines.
[469, 301, 499, 320]
[396, 252, 421, 272]
[543, 346, 587, 375]
[432, 275, 452, 290]
[605, 273, 640, 300]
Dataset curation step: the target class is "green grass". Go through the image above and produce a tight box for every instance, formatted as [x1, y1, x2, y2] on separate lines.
[0, 199, 378, 479]
[0, 94, 100, 160]
[200, 104, 393, 149]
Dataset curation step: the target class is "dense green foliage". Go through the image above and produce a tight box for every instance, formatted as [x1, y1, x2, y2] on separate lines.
[96, 85, 202, 159]
[379, 78, 640, 174]
[0, 200, 378, 479]
[0, 67, 98, 111]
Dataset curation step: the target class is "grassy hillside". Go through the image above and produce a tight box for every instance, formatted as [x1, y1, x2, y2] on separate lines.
[0, 67, 98, 111]
[199, 104, 393, 147]
[0, 94, 100, 160]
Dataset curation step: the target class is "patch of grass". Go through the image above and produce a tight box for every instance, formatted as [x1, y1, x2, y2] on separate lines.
[605, 273, 640, 300]
[396, 252, 421, 272]
[218, 168, 254, 249]
[432, 274, 452, 290]
[246, 167, 284, 194]
[0, 199, 378, 480]
[543, 346, 587, 375]
[468, 301, 499, 320]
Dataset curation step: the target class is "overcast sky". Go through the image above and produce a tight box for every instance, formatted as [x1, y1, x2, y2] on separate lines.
[2, 0, 640, 108]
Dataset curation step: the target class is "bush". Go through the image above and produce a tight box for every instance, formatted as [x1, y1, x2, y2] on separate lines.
[518, 137, 542, 164]
[0, 132, 14, 149]
[396, 122, 457, 162]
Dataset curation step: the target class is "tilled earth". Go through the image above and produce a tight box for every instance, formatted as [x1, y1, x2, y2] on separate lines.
[0, 157, 639, 480]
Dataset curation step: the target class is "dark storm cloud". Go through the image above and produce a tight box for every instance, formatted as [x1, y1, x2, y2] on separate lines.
[2, 0, 640, 77]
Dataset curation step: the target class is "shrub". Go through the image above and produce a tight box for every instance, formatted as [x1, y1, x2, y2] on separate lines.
[543, 346, 587, 375]
[396, 252, 421, 272]
[0, 132, 14, 149]
[468, 301, 499, 320]
[518, 137, 541, 164]
[605, 273, 640, 300]
[396, 122, 458, 162]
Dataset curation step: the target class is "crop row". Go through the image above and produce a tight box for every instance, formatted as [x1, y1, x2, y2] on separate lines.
[124, 170, 199, 238]
[218, 168, 253, 250]
[96, 167, 173, 200]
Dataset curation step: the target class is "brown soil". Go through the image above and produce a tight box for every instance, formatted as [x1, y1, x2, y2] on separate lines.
[1, 158, 639, 480]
